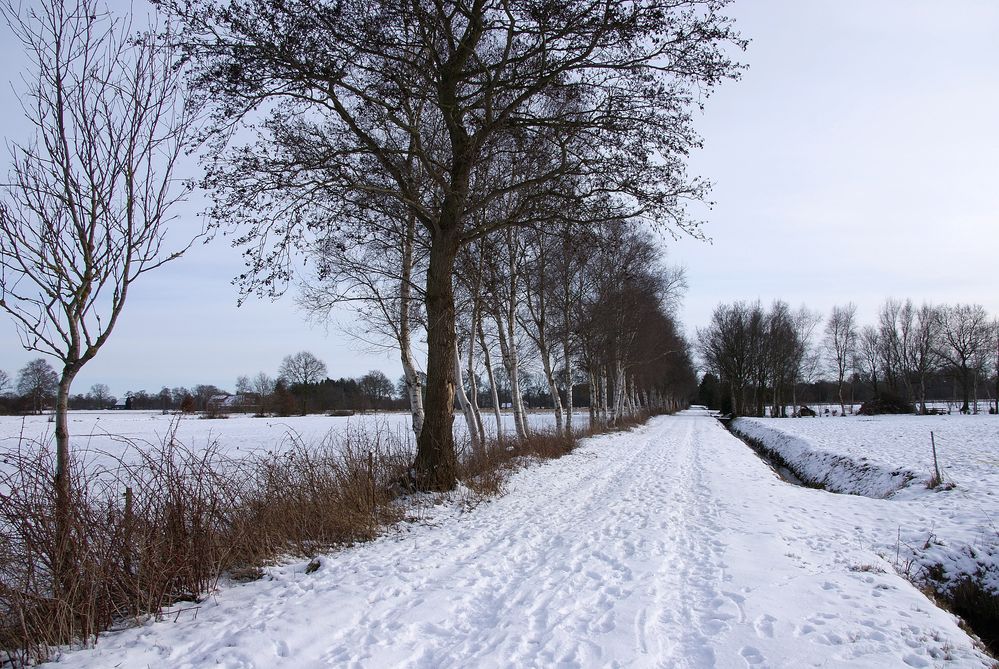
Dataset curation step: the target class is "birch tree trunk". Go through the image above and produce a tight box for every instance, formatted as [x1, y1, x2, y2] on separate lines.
[542, 351, 565, 435]
[563, 336, 574, 436]
[599, 367, 610, 427]
[466, 251, 486, 441]
[398, 214, 424, 438]
[455, 341, 482, 454]
[467, 345, 485, 443]
[588, 371, 598, 428]
[478, 321, 504, 439]
[495, 311, 528, 440]
[521, 227, 564, 434]
[612, 358, 627, 424]
[524, 295, 564, 435]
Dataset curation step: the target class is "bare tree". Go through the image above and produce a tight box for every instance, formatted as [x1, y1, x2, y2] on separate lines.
[824, 303, 858, 416]
[858, 325, 883, 395]
[251, 371, 275, 416]
[165, 0, 743, 490]
[907, 303, 941, 414]
[0, 368, 10, 395]
[0, 0, 196, 577]
[698, 302, 759, 417]
[87, 383, 114, 409]
[192, 384, 224, 411]
[359, 370, 395, 409]
[297, 200, 429, 437]
[16, 358, 58, 414]
[994, 319, 999, 415]
[936, 304, 992, 413]
[278, 351, 328, 386]
[235, 375, 253, 395]
[765, 301, 796, 417]
[788, 305, 822, 415]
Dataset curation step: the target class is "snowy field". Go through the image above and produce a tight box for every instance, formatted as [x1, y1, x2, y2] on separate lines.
[36, 410, 994, 668]
[0, 409, 587, 473]
[731, 414, 999, 596]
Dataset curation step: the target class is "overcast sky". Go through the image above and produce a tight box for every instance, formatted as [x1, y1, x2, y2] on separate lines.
[2, 0, 998, 397]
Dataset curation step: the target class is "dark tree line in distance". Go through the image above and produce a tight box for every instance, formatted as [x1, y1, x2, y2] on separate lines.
[698, 299, 999, 417]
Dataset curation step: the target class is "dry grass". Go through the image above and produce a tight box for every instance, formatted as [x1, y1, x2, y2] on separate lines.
[0, 421, 411, 664]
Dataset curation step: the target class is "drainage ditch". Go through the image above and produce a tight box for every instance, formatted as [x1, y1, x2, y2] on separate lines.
[716, 416, 816, 489]
[717, 416, 999, 658]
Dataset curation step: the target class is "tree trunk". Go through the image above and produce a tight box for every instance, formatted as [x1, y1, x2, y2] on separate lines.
[599, 366, 610, 427]
[54, 367, 79, 602]
[399, 213, 424, 439]
[454, 341, 482, 454]
[466, 267, 486, 442]
[615, 367, 626, 423]
[494, 311, 528, 440]
[401, 351, 424, 439]
[960, 365, 971, 413]
[588, 371, 597, 428]
[973, 371, 979, 415]
[478, 321, 503, 440]
[539, 346, 564, 435]
[413, 235, 460, 491]
[563, 336, 573, 437]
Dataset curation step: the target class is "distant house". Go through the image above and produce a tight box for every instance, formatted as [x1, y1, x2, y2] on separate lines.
[206, 393, 256, 415]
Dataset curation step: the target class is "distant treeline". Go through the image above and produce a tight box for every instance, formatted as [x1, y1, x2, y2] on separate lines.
[0, 353, 598, 417]
[0, 355, 410, 416]
[697, 299, 998, 417]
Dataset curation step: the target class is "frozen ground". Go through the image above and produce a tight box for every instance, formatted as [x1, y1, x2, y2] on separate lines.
[731, 414, 999, 596]
[43, 410, 992, 668]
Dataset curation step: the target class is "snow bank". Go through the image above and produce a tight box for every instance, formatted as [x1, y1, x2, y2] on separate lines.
[730, 418, 918, 497]
[730, 414, 999, 597]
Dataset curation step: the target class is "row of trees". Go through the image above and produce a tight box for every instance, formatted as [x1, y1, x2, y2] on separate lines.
[698, 299, 999, 417]
[0, 0, 733, 621]
[302, 213, 697, 450]
[0, 0, 738, 506]
[2, 343, 688, 418]
[158, 0, 737, 489]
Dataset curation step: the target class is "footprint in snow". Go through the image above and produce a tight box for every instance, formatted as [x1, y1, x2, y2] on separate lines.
[740, 645, 767, 667]
[753, 614, 776, 639]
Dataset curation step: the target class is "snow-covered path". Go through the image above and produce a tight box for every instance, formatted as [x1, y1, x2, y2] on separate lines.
[53, 412, 991, 668]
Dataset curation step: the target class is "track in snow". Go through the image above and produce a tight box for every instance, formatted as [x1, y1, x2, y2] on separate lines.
[54, 412, 993, 668]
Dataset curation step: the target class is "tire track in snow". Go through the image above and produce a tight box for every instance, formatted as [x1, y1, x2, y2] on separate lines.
[647, 417, 746, 669]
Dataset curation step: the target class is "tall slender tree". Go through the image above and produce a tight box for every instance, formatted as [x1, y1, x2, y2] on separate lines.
[936, 304, 991, 413]
[824, 303, 858, 416]
[0, 0, 197, 590]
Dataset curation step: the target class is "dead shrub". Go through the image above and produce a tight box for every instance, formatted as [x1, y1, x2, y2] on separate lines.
[240, 425, 410, 558]
[0, 421, 413, 664]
